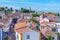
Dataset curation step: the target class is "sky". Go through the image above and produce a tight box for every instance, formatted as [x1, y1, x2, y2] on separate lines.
[0, 0, 60, 13]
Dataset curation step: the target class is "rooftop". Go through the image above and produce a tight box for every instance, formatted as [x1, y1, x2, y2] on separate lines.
[41, 27, 57, 38]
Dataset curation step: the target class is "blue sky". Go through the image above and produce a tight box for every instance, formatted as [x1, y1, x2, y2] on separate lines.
[0, 0, 60, 13]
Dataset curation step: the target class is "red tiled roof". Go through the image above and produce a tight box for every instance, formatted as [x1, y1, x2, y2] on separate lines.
[41, 28, 57, 38]
[0, 19, 10, 28]
[14, 22, 27, 30]
[45, 14, 55, 16]
[50, 18, 57, 22]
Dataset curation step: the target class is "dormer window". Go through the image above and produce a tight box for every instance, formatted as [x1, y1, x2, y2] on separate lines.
[27, 22, 31, 28]
[0, 16, 2, 19]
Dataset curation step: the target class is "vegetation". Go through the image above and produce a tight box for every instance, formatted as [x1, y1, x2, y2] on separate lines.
[55, 13, 60, 16]
[46, 12, 56, 16]
[21, 8, 30, 13]
[21, 8, 35, 13]
[10, 7, 13, 12]
[0, 7, 4, 11]
[46, 12, 60, 16]
[30, 18, 39, 23]
[32, 13, 41, 17]
[47, 36, 52, 40]
[30, 17, 42, 40]
[4, 7, 13, 15]
[4, 10, 8, 15]
[30, 10, 35, 13]
[12, 18, 18, 24]
[55, 32, 60, 39]
[47, 36, 55, 40]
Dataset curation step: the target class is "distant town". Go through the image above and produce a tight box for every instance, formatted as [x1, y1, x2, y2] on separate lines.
[0, 7, 60, 40]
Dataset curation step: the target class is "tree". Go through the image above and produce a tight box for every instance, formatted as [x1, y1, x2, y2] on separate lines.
[46, 12, 54, 14]
[30, 17, 42, 40]
[0, 7, 4, 11]
[12, 18, 18, 24]
[7, 9, 11, 13]
[4, 7, 13, 14]
[57, 13, 60, 16]
[5, 7, 8, 9]
[21, 8, 30, 13]
[32, 13, 41, 17]
[30, 18, 39, 23]
[30, 18, 42, 40]
[36, 20, 42, 40]
[47, 36, 52, 40]
[10, 7, 13, 12]
[4, 10, 8, 15]
[15, 9, 19, 12]
[47, 36, 51, 40]
[30, 10, 35, 13]
[21, 8, 23, 12]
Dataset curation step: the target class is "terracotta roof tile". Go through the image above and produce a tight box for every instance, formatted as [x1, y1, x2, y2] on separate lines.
[14, 22, 27, 30]
[40, 18, 49, 23]
[14, 21, 36, 33]
[24, 14, 32, 16]
[41, 28, 57, 38]
[4, 12, 22, 19]
[45, 14, 55, 16]
[15, 27, 31, 33]
[0, 19, 10, 28]
[50, 18, 57, 22]
[17, 19, 28, 23]
[40, 22, 56, 28]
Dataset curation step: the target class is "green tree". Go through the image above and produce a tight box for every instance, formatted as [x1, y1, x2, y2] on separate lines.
[47, 36, 52, 40]
[30, 10, 35, 13]
[46, 12, 55, 14]
[21, 8, 30, 13]
[30, 18, 42, 40]
[32, 13, 41, 17]
[5, 7, 8, 9]
[4, 10, 8, 15]
[10, 7, 13, 12]
[21, 8, 35, 13]
[30, 18, 39, 23]
[0, 7, 4, 11]
[21, 8, 24, 12]
[56, 13, 60, 16]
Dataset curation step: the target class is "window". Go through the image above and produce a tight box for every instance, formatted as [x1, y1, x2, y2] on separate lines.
[52, 37, 54, 39]
[26, 35, 30, 39]
[16, 33, 19, 40]
[17, 34, 19, 39]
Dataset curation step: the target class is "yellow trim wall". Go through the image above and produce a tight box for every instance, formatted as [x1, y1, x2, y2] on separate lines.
[19, 33, 22, 40]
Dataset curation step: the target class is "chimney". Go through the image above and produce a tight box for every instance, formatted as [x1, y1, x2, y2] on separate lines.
[36, 23, 40, 30]
[27, 21, 31, 28]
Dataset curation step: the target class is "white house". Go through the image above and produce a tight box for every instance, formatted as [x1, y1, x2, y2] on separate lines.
[14, 22, 40, 40]
[40, 18, 49, 23]
[23, 14, 32, 20]
[0, 29, 3, 40]
[0, 11, 5, 19]
[22, 30, 40, 40]
[15, 28, 40, 40]
[55, 23, 60, 33]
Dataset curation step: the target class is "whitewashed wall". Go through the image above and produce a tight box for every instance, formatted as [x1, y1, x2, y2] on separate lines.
[22, 30, 40, 40]
[0, 29, 2, 40]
